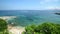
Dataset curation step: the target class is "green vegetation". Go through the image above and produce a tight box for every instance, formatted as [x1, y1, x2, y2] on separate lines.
[0, 18, 60, 34]
[0, 19, 9, 34]
[23, 22, 60, 34]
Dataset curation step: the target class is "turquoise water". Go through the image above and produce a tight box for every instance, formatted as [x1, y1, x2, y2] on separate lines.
[0, 10, 60, 26]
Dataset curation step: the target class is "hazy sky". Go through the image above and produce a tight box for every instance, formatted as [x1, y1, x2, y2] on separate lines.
[0, 0, 60, 10]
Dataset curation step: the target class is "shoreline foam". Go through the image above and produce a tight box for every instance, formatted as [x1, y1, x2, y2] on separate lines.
[0, 16, 16, 20]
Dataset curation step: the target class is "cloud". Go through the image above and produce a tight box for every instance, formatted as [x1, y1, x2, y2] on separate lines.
[45, 6, 60, 10]
[44, 0, 59, 2]
[40, 0, 59, 4]
[47, 6, 56, 9]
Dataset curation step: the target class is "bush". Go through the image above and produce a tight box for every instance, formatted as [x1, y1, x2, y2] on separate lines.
[23, 22, 60, 34]
[0, 19, 9, 34]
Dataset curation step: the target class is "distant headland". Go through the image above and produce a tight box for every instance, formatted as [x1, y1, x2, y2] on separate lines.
[55, 12, 60, 15]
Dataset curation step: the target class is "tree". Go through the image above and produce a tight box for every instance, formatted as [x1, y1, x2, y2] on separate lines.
[0, 19, 8, 34]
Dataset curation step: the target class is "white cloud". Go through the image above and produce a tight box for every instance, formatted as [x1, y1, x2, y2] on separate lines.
[47, 7, 55, 9]
[44, 0, 59, 2]
[40, 0, 59, 4]
[45, 6, 60, 10]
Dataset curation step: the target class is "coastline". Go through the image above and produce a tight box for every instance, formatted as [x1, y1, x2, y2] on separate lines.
[0, 16, 25, 34]
[0, 16, 16, 20]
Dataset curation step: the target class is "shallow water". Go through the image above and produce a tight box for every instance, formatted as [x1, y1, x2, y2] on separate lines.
[0, 10, 60, 26]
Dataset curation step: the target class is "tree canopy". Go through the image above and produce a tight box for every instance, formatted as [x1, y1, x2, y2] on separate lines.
[0, 19, 8, 34]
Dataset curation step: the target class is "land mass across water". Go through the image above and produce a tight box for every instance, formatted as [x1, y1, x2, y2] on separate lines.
[55, 12, 60, 15]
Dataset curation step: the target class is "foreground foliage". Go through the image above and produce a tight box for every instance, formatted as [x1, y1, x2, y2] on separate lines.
[0, 19, 9, 34]
[23, 22, 60, 34]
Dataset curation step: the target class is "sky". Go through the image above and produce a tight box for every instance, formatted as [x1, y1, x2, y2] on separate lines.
[0, 0, 60, 10]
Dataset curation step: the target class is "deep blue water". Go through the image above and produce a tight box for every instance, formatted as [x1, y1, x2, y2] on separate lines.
[0, 10, 60, 26]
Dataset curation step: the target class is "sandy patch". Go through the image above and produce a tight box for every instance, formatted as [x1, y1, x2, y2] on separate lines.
[8, 26, 25, 34]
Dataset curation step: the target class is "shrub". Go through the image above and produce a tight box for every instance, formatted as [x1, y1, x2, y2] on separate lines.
[23, 22, 60, 34]
[0, 19, 9, 34]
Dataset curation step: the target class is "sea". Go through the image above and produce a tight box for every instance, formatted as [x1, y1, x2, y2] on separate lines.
[0, 10, 60, 26]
